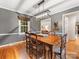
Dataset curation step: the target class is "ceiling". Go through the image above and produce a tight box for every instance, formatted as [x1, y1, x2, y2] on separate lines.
[0, 0, 66, 16]
[0, 0, 79, 16]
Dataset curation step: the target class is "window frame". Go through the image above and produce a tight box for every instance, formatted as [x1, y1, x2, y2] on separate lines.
[18, 20, 28, 34]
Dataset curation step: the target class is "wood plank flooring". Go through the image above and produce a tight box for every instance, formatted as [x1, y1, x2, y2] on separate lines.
[67, 40, 79, 59]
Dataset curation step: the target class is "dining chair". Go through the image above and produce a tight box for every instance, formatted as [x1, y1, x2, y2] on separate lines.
[25, 32, 31, 53]
[28, 33, 45, 59]
[53, 34, 67, 59]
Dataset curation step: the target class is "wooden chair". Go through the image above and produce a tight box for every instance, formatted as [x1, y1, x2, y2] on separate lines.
[25, 32, 31, 53]
[54, 34, 67, 59]
[28, 33, 45, 59]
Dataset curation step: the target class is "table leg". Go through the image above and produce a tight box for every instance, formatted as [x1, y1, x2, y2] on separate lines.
[49, 45, 53, 59]
[44, 44, 46, 59]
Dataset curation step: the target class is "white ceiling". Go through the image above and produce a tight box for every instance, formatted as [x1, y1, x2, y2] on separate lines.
[0, 0, 65, 16]
[0, 0, 79, 16]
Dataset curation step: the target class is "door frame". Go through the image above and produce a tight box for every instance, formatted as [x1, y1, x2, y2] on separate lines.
[62, 11, 79, 40]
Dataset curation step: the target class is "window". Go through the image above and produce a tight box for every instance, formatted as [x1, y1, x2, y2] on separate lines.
[19, 20, 28, 34]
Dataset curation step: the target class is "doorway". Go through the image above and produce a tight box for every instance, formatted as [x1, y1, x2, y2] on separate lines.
[62, 11, 79, 40]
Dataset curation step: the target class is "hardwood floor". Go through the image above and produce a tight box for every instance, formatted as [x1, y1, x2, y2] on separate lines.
[66, 40, 79, 59]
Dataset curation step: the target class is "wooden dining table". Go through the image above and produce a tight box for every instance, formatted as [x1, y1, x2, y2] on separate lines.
[30, 33, 61, 59]
[31, 34, 61, 45]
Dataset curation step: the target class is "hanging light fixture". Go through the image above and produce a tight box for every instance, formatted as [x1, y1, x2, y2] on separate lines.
[42, 0, 45, 20]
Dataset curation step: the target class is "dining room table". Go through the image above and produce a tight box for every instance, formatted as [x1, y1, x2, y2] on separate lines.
[30, 33, 61, 59]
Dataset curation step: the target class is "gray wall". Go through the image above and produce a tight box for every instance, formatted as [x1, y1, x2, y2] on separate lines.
[0, 8, 25, 45]
[51, 6, 79, 32]
[32, 6, 79, 32]
[0, 8, 19, 34]
[30, 17, 40, 32]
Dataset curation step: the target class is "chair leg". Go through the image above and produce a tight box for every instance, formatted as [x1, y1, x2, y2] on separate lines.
[60, 55, 62, 59]
[48, 50, 51, 59]
[54, 53, 56, 59]
[47, 51, 49, 59]
[43, 44, 46, 59]
[36, 48, 37, 59]
[44, 48, 46, 59]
